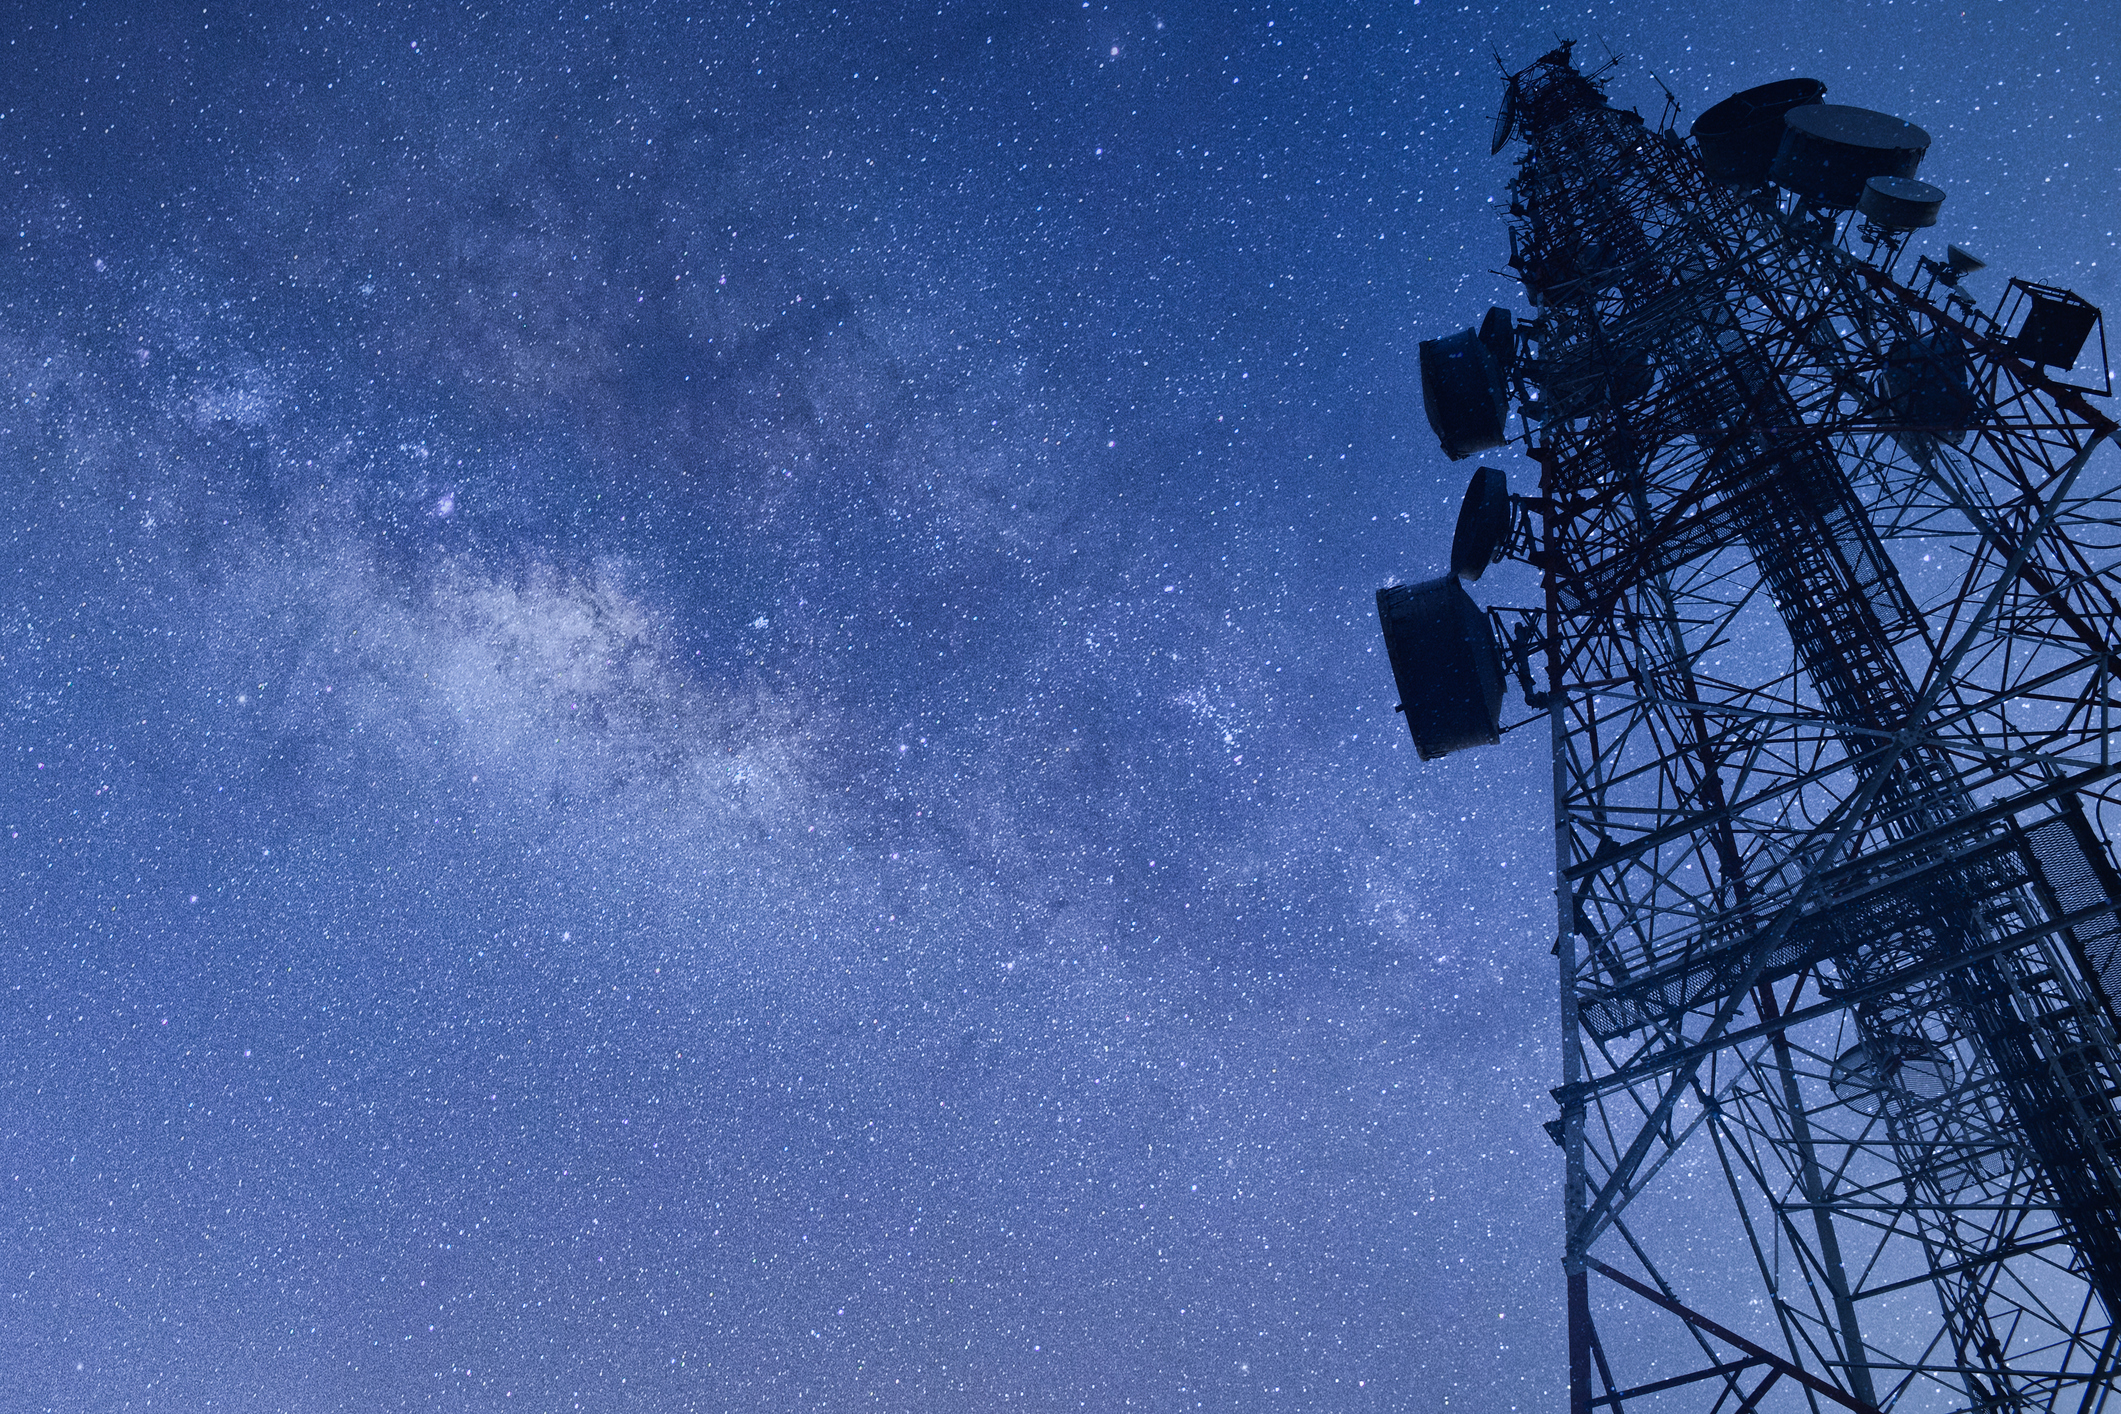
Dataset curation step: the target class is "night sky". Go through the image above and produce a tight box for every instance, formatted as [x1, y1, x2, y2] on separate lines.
[1, 3, 2111, 1410]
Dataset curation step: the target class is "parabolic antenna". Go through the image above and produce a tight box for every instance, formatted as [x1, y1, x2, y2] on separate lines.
[1830, 1037, 1955, 1117]
[1376, 576, 1505, 760]
[1690, 76, 1825, 186]
[1450, 466, 1512, 581]
[1771, 104, 1931, 209]
[1491, 79, 1520, 155]
[1418, 327, 1509, 461]
[1857, 175, 1945, 230]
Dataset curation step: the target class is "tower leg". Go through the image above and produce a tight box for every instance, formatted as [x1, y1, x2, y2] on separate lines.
[1568, 1267, 1593, 1414]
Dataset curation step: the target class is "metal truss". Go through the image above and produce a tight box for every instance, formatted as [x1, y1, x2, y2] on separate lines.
[1469, 43, 2121, 1413]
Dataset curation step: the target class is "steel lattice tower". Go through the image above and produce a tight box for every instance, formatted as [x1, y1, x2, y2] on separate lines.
[1380, 44, 2121, 1413]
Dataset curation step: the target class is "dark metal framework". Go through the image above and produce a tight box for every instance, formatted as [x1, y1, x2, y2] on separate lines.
[1450, 45, 2121, 1412]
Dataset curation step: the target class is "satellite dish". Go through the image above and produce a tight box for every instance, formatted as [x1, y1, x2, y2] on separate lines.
[1857, 175, 1946, 230]
[1690, 77, 1826, 186]
[1770, 105, 1932, 209]
[1830, 1037, 1954, 1116]
[1946, 244, 1987, 278]
[1376, 577, 1506, 760]
[1419, 327, 1510, 461]
[1491, 80, 1520, 155]
[1450, 467, 1513, 581]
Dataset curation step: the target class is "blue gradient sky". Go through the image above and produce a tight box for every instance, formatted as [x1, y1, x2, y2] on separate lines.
[0, 3, 2109, 1408]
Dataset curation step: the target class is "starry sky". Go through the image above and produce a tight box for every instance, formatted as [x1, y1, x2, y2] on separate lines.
[0, 3, 2111, 1410]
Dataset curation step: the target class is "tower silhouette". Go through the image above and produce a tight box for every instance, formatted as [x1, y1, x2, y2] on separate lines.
[1383, 44, 2121, 1412]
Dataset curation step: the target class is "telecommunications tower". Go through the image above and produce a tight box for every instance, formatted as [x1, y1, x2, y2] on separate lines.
[1380, 44, 2121, 1413]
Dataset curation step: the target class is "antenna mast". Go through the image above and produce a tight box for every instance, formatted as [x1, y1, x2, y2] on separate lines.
[1382, 43, 2121, 1412]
